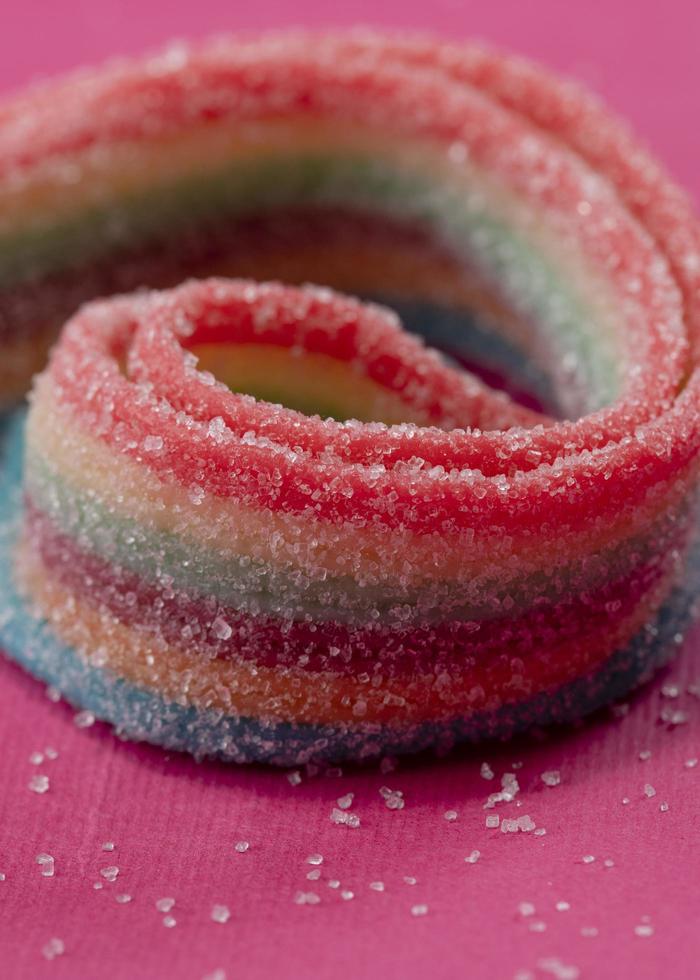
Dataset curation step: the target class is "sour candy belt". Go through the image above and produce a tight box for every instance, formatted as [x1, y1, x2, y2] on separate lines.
[2, 32, 700, 765]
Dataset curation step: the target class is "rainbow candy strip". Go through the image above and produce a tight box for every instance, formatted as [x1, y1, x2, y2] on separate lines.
[1, 33, 700, 764]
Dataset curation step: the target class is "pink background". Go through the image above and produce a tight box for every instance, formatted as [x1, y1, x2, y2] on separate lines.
[1, 2, 699, 978]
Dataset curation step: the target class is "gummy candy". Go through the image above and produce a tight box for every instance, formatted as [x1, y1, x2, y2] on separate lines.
[0, 33, 698, 764]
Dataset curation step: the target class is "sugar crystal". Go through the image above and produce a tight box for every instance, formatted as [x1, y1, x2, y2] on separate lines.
[73, 710, 95, 729]
[29, 774, 49, 794]
[294, 891, 320, 905]
[36, 854, 55, 878]
[42, 938, 65, 961]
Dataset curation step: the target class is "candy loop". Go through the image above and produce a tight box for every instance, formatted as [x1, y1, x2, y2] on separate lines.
[2, 32, 699, 763]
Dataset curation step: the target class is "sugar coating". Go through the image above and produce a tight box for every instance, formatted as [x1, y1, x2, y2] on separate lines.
[0, 32, 699, 766]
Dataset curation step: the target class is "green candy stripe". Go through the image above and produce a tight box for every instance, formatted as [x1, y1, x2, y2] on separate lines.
[25, 448, 681, 627]
[1, 152, 619, 411]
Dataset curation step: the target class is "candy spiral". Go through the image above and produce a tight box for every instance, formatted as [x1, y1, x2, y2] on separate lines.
[2, 33, 700, 764]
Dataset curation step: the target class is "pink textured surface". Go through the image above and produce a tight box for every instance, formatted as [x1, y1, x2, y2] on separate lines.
[1, 3, 699, 978]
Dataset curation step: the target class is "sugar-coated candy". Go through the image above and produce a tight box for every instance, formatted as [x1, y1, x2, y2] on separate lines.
[0, 32, 699, 764]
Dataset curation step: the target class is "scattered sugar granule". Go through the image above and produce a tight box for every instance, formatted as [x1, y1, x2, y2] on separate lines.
[42, 938, 65, 961]
[537, 957, 580, 980]
[622, 797, 631, 805]
[581, 855, 596, 864]
[211, 905, 230, 924]
[444, 810, 458, 822]
[36, 854, 55, 878]
[202, 971, 226, 980]
[660, 707, 688, 726]
[287, 770, 302, 787]
[162, 915, 177, 928]
[102, 842, 115, 852]
[635, 923, 654, 937]
[100, 866, 119, 882]
[380, 786, 405, 811]
[403, 876, 417, 885]
[410, 904, 428, 917]
[44, 747, 58, 760]
[337, 793, 354, 810]
[306, 869, 321, 881]
[684, 758, 698, 769]
[294, 891, 320, 906]
[340, 890, 354, 901]
[155, 897, 175, 913]
[307, 854, 323, 866]
[533, 828, 547, 837]
[639, 750, 652, 761]
[73, 710, 95, 729]
[501, 819, 519, 834]
[45, 686, 62, 703]
[28, 774, 49, 794]
[661, 683, 680, 699]
[234, 841, 249, 853]
[516, 815, 536, 832]
[369, 881, 385, 892]
[115, 894, 132, 904]
[29, 752, 44, 765]
[93, 883, 103, 890]
[465, 850, 481, 864]
[603, 859, 615, 869]
[518, 902, 536, 917]
[644, 784, 657, 798]
[0, 873, 6, 881]
[580, 926, 598, 938]
[659, 802, 670, 812]
[485, 772, 520, 808]
[480, 762, 495, 780]
[555, 901, 571, 912]
[485, 815, 500, 829]
[529, 921, 547, 933]
[327, 880, 340, 889]
[540, 770, 561, 787]
[330, 808, 360, 828]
